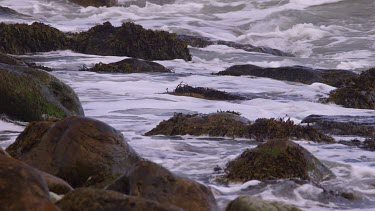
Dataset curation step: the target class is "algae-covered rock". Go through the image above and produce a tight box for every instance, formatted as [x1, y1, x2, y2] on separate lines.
[106, 160, 218, 211]
[6, 116, 141, 188]
[222, 139, 335, 183]
[73, 21, 191, 61]
[169, 83, 246, 101]
[0, 22, 71, 54]
[57, 188, 181, 211]
[68, 0, 118, 7]
[226, 196, 301, 211]
[0, 64, 84, 121]
[83, 58, 171, 73]
[327, 68, 375, 109]
[216, 64, 356, 87]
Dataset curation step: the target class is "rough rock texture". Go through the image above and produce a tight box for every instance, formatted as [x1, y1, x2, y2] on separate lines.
[0, 64, 84, 121]
[216, 64, 357, 87]
[56, 188, 181, 211]
[83, 58, 171, 73]
[6, 116, 141, 188]
[73, 21, 191, 61]
[222, 139, 334, 183]
[178, 35, 294, 57]
[0, 22, 71, 54]
[0, 155, 58, 211]
[226, 196, 301, 211]
[302, 115, 375, 137]
[106, 160, 218, 211]
[170, 83, 246, 101]
[327, 68, 375, 109]
[39, 171, 74, 195]
[69, 0, 118, 7]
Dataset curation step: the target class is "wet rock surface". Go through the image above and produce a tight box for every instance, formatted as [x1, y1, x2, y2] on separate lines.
[0, 6, 28, 17]
[0, 52, 27, 66]
[83, 58, 171, 73]
[68, 0, 118, 7]
[56, 188, 181, 211]
[339, 137, 375, 151]
[226, 195, 301, 211]
[106, 160, 218, 211]
[221, 139, 335, 183]
[216, 64, 356, 87]
[327, 68, 375, 109]
[6, 116, 141, 188]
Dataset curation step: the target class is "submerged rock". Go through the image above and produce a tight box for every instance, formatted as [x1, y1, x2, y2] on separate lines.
[169, 83, 246, 100]
[0, 64, 84, 121]
[302, 115, 375, 137]
[0, 155, 58, 211]
[327, 68, 375, 109]
[6, 116, 141, 187]
[216, 64, 356, 87]
[73, 21, 191, 61]
[222, 139, 334, 183]
[68, 0, 118, 7]
[178, 34, 294, 57]
[56, 188, 181, 211]
[106, 160, 218, 211]
[83, 58, 171, 73]
[226, 196, 301, 211]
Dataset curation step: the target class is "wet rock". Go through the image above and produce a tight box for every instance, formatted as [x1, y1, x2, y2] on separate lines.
[145, 112, 251, 138]
[83, 58, 171, 73]
[0, 52, 27, 66]
[0, 147, 10, 157]
[226, 195, 301, 211]
[216, 64, 356, 87]
[302, 115, 375, 137]
[56, 187, 181, 211]
[68, 0, 118, 7]
[0, 6, 27, 17]
[178, 35, 294, 57]
[106, 160, 218, 211]
[123, 0, 176, 7]
[73, 21, 191, 61]
[0, 155, 58, 211]
[169, 83, 246, 100]
[339, 137, 375, 151]
[0, 22, 71, 54]
[0, 64, 84, 121]
[6, 116, 141, 187]
[327, 68, 375, 109]
[39, 171, 74, 195]
[221, 139, 335, 183]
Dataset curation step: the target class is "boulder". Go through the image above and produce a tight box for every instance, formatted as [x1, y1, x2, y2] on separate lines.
[0, 155, 58, 211]
[221, 139, 335, 183]
[0, 52, 27, 66]
[39, 171, 74, 195]
[327, 68, 375, 109]
[226, 196, 301, 211]
[106, 160, 217, 211]
[57, 188, 181, 211]
[68, 0, 118, 7]
[6, 116, 141, 187]
[216, 64, 357, 87]
[302, 115, 375, 137]
[83, 58, 171, 73]
[73, 21, 191, 61]
[0, 64, 84, 121]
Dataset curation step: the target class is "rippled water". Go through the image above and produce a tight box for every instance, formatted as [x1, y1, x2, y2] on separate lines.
[1, 0, 375, 210]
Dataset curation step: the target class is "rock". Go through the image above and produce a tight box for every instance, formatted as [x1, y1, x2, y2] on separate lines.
[145, 112, 251, 138]
[177, 35, 294, 57]
[106, 160, 217, 211]
[56, 188, 182, 211]
[68, 0, 118, 7]
[83, 58, 171, 73]
[339, 137, 375, 151]
[0, 22, 71, 54]
[0, 64, 84, 121]
[302, 115, 375, 137]
[169, 83, 246, 101]
[0, 6, 27, 17]
[73, 21, 191, 61]
[226, 196, 301, 211]
[0, 155, 58, 211]
[327, 68, 375, 109]
[39, 171, 74, 195]
[216, 64, 357, 87]
[221, 139, 335, 183]
[123, 0, 176, 7]
[146, 113, 334, 143]
[0, 52, 27, 66]
[6, 116, 141, 187]
[0, 147, 10, 157]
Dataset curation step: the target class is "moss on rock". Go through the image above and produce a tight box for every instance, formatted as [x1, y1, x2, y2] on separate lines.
[226, 196, 301, 211]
